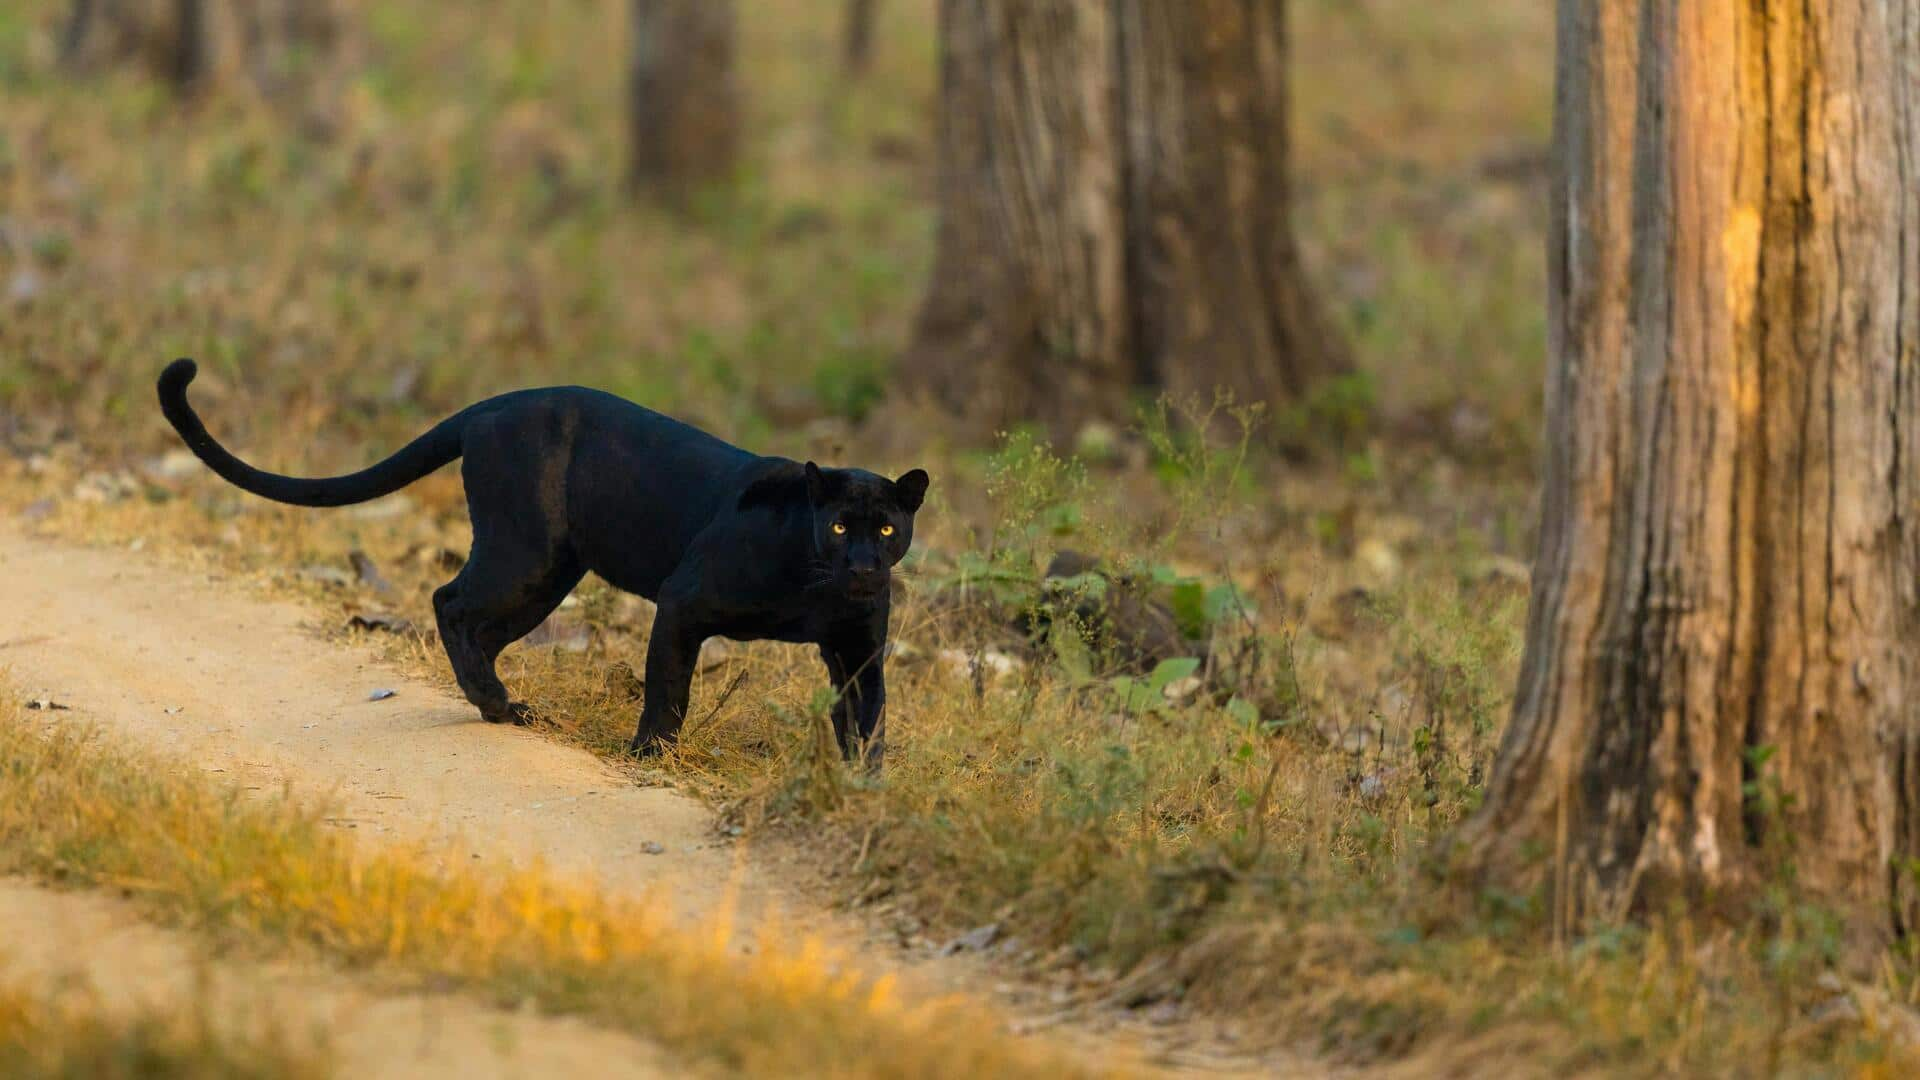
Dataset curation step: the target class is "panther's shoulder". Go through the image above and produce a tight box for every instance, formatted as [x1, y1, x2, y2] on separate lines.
[735, 459, 809, 512]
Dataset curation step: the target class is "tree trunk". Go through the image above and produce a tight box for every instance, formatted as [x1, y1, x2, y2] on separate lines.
[842, 0, 879, 75]
[1456, 0, 1920, 942]
[59, 0, 346, 110]
[903, 0, 1349, 436]
[627, 0, 739, 198]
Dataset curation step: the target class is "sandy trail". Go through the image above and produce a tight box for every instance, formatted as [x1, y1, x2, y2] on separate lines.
[0, 525, 782, 927]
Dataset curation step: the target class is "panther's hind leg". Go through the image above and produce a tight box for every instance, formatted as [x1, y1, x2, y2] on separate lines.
[434, 546, 585, 725]
[434, 405, 586, 724]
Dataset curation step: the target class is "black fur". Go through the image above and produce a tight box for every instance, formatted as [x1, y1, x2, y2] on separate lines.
[157, 358, 928, 764]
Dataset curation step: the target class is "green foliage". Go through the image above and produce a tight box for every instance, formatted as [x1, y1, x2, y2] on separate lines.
[1274, 372, 1378, 455]
[811, 349, 887, 422]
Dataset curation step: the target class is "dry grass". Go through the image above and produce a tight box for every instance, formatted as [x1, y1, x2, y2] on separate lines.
[0, 690, 1100, 1078]
[7, 0, 1915, 1074]
[0, 977, 327, 1079]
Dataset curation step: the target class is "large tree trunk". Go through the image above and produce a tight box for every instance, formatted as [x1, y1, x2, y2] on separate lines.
[627, 0, 739, 198]
[1456, 0, 1920, 942]
[904, 0, 1349, 436]
[59, 0, 346, 109]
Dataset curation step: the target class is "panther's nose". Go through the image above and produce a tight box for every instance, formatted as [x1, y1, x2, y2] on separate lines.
[850, 565, 885, 589]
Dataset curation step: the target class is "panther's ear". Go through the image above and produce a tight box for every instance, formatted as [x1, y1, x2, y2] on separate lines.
[804, 461, 827, 506]
[893, 468, 930, 513]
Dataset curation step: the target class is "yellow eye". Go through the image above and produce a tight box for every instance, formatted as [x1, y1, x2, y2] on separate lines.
[879, 524, 895, 537]
[832, 522, 847, 535]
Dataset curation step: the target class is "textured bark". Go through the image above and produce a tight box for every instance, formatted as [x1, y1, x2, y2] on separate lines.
[904, 0, 1348, 435]
[627, 0, 739, 197]
[1457, 0, 1920, 940]
[60, 0, 347, 106]
[843, 0, 879, 75]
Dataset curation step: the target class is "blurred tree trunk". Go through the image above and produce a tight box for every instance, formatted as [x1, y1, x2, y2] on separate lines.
[627, 0, 739, 198]
[842, 0, 878, 75]
[904, 0, 1348, 436]
[59, 0, 347, 111]
[1455, 0, 1920, 943]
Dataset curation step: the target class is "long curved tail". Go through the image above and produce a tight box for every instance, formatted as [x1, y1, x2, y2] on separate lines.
[157, 358, 469, 507]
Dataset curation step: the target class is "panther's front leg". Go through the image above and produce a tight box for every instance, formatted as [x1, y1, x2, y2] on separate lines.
[821, 627, 887, 767]
[628, 600, 707, 755]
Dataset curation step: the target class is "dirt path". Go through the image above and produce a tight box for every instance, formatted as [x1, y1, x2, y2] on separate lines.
[0, 525, 791, 930]
[0, 525, 1293, 1076]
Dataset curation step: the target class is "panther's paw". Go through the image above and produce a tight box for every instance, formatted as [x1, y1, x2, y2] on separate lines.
[484, 702, 537, 726]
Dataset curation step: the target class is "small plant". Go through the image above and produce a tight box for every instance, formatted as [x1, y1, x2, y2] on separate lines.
[1106, 655, 1201, 716]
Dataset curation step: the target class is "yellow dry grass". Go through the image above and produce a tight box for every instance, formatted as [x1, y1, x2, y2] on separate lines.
[0, 688, 1102, 1079]
[0, 975, 327, 1079]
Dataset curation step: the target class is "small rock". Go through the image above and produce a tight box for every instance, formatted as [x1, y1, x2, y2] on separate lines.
[346, 612, 414, 635]
[940, 922, 1001, 956]
[1806, 993, 1860, 1025]
[25, 698, 70, 711]
[72, 471, 141, 504]
[1354, 537, 1401, 584]
[386, 367, 421, 403]
[7, 268, 42, 306]
[408, 544, 466, 572]
[937, 648, 1024, 680]
[1449, 400, 1494, 445]
[639, 841, 666, 855]
[348, 550, 393, 593]
[348, 493, 415, 521]
[697, 638, 737, 671]
[144, 449, 202, 482]
[1161, 675, 1204, 705]
[1477, 555, 1532, 587]
[298, 564, 354, 588]
[367, 688, 397, 702]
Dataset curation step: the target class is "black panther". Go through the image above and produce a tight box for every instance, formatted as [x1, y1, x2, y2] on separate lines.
[156, 358, 927, 765]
